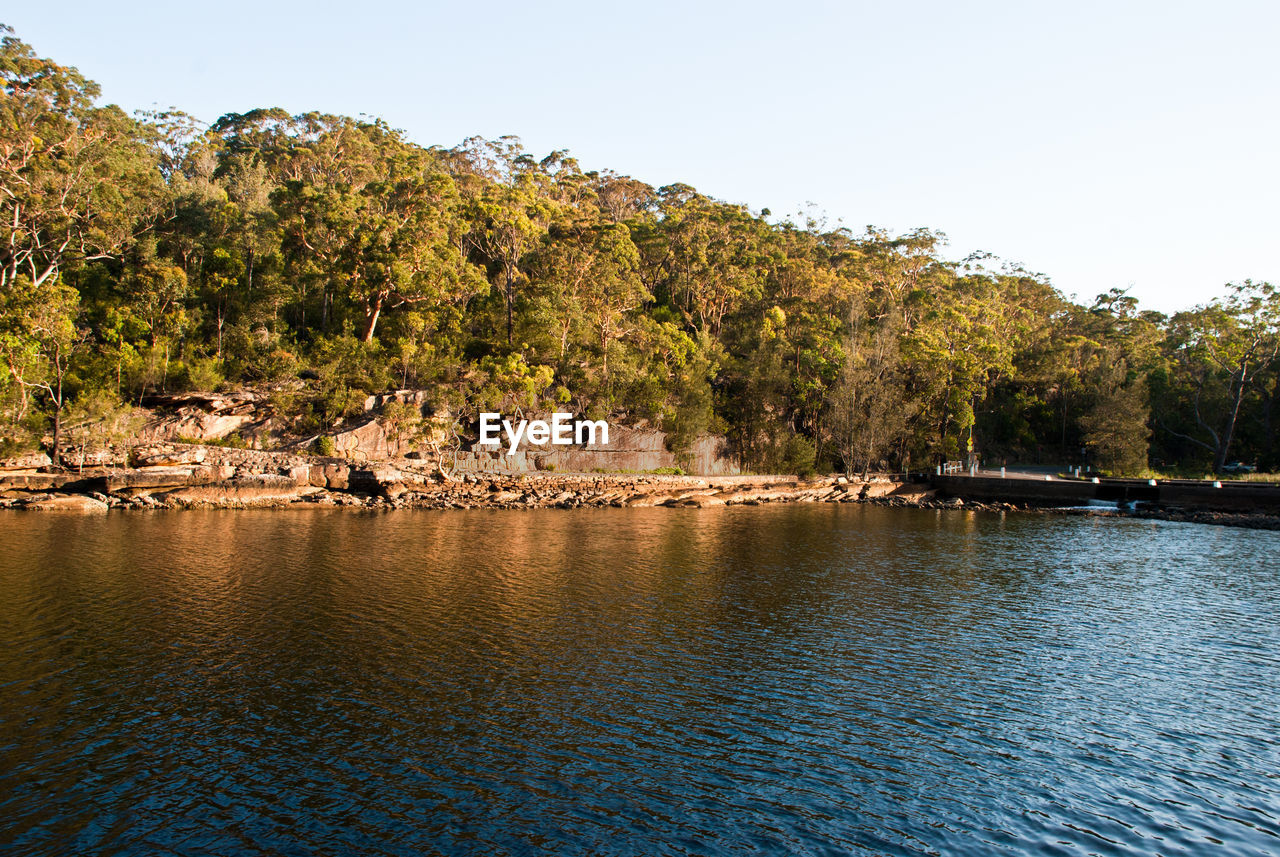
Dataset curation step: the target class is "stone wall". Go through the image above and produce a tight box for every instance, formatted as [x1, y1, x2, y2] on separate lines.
[463, 422, 740, 476]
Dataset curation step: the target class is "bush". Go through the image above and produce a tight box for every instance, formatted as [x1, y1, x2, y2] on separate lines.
[179, 357, 224, 392]
[311, 435, 336, 457]
[782, 435, 817, 478]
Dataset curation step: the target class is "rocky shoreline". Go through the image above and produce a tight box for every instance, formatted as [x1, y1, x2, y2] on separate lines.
[3, 442, 1278, 530]
[0, 442, 926, 512]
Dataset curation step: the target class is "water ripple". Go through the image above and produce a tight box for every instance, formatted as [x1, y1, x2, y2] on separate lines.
[1, 506, 1278, 855]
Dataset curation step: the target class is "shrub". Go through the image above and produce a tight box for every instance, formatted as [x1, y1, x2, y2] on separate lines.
[782, 435, 817, 478]
[180, 357, 225, 392]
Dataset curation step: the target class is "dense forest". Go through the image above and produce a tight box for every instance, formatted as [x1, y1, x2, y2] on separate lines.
[1, 27, 1277, 476]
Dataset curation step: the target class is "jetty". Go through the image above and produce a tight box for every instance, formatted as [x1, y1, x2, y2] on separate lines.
[932, 469, 1280, 513]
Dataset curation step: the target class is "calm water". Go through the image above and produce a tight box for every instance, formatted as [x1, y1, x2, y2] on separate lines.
[1, 506, 1278, 856]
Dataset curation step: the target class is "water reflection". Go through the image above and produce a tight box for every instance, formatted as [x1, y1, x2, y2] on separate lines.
[1, 506, 1278, 855]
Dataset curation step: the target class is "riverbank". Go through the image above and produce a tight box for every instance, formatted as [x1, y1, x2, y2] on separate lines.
[4, 442, 1279, 530]
[0, 442, 924, 512]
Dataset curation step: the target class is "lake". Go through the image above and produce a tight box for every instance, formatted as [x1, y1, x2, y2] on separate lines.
[1, 506, 1278, 856]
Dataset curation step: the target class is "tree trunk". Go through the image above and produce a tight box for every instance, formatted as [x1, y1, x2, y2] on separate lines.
[1213, 364, 1250, 472]
[505, 267, 515, 346]
[362, 295, 384, 343]
[50, 385, 62, 467]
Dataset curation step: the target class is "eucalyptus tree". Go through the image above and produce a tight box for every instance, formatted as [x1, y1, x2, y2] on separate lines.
[0, 276, 86, 460]
[272, 116, 485, 342]
[465, 171, 557, 346]
[1158, 281, 1279, 471]
[0, 26, 163, 291]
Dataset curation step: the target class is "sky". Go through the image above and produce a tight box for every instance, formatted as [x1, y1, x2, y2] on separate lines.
[7, 1, 1278, 313]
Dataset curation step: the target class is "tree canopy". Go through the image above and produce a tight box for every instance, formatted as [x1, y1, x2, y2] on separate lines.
[1, 26, 1276, 476]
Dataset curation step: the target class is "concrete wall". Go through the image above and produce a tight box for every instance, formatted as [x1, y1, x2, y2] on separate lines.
[463, 423, 740, 476]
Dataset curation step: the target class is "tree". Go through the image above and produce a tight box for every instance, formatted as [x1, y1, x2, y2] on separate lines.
[0, 276, 87, 462]
[1158, 282, 1279, 471]
[466, 171, 554, 345]
[1079, 360, 1149, 474]
[273, 117, 484, 342]
[830, 307, 916, 476]
[0, 27, 163, 290]
[61, 388, 144, 471]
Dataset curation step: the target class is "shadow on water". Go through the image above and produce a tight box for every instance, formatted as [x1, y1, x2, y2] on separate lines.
[1, 506, 1278, 855]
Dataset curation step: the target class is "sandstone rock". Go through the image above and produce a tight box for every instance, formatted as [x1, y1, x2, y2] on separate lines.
[160, 474, 314, 508]
[346, 465, 405, 495]
[862, 480, 898, 499]
[131, 444, 208, 467]
[0, 451, 52, 472]
[281, 464, 311, 485]
[306, 463, 351, 490]
[0, 473, 75, 492]
[60, 447, 128, 469]
[625, 493, 673, 507]
[330, 419, 395, 461]
[136, 410, 256, 443]
[105, 467, 200, 493]
[24, 494, 109, 513]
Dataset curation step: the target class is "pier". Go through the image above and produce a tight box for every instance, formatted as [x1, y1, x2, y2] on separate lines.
[931, 471, 1280, 513]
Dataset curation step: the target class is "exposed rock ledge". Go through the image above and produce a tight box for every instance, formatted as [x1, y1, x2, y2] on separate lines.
[0, 442, 929, 512]
[5, 443, 1278, 530]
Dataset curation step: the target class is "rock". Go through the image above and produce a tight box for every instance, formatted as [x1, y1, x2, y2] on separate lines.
[60, 447, 128, 469]
[105, 467, 200, 493]
[308, 463, 351, 490]
[625, 492, 674, 507]
[0, 451, 52, 472]
[330, 419, 395, 461]
[0, 473, 76, 493]
[281, 464, 311, 484]
[362, 389, 430, 413]
[348, 465, 403, 495]
[862, 480, 898, 499]
[160, 474, 314, 508]
[24, 494, 109, 513]
[131, 444, 208, 467]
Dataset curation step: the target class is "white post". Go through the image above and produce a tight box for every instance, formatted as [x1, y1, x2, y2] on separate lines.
[1000, 467, 1006, 479]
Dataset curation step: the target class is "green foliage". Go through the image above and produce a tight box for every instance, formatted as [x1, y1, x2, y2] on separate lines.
[472, 353, 555, 415]
[61, 389, 144, 470]
[1, 24, 1276, 477]
[178, 357, 225, 392]
[311, 435, 336, 457]
[782, 435, 817, 477]
[380, 400, 422, 456]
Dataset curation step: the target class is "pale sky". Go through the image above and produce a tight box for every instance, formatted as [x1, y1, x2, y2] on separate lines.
[8, 1, 1278, 313]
